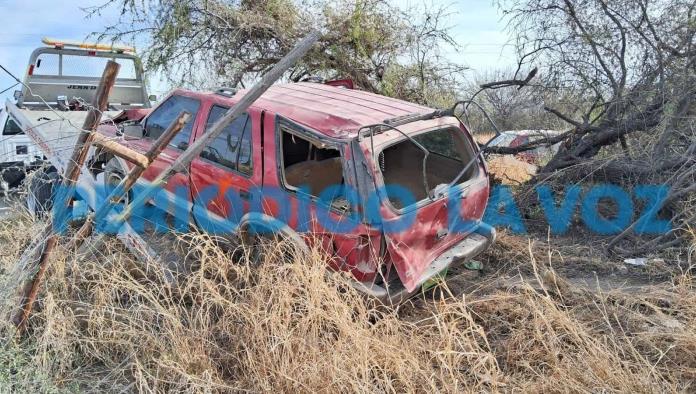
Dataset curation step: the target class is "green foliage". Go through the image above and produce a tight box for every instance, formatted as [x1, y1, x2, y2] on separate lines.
[96, 0, 465, 105]
[0, 341, 73, 393]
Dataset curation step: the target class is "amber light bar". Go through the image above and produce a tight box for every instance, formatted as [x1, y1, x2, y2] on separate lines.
[41, 37, 135, 53]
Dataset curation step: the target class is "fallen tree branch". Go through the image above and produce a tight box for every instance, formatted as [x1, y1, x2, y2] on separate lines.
[479, 67, 539, 90]
[543, 106, 582, 127]
[483, 128, 575, 155]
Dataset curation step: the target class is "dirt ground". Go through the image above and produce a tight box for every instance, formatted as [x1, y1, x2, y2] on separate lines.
[409, 227, 688, 308]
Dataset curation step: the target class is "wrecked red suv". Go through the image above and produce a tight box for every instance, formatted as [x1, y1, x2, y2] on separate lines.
[98, 82, 495, 303]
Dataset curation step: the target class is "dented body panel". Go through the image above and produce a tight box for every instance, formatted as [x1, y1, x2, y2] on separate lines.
[356, 117, 492, 291]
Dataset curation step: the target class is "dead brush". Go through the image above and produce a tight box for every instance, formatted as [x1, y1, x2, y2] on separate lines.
[0, 222, 504, 392]
[468, 245, 694, 392]
[0, 216, 695, 392]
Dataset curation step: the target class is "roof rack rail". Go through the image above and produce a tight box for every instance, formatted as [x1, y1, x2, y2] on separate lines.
[357, 109, 450, 140]
[214, 87, 238, 98]
[383, 110, 448, 126]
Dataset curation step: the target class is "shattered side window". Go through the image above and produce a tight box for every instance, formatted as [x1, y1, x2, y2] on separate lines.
[413, 128, 460, 161]
[280, 127, 345, 204]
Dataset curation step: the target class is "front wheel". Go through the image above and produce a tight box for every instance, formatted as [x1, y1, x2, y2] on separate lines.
[239, 225, 277, 266]
[238, 220, 309, 266]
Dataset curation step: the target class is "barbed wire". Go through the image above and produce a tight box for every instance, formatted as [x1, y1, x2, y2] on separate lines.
[0, 82, 19, 95]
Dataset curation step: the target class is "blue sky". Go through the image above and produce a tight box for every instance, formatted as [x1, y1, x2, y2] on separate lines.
[0, 0, 515, 102]
[399, 0, 517, 72]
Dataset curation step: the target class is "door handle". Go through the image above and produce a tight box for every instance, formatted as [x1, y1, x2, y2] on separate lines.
[239, 189, 251, 200]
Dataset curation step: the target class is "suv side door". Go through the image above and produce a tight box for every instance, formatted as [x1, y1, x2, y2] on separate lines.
[189, 102, 262, 230]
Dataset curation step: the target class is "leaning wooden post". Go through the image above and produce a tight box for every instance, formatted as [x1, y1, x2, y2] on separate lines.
[13, 61, 120, 331]
[68, 111, 191, 250]
[79, 30, 321, 254]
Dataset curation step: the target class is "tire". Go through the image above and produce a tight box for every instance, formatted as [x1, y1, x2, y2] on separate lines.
[238, 219, 309, 266]
[26, 168, 59, 218]
[239, 224, 276, 266]
[1, 164, 27, 188]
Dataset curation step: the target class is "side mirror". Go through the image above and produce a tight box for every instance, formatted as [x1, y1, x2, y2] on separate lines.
[122, 124, 144, 140]
[148, 94, 157, 102]
[177, 141, 189, 150]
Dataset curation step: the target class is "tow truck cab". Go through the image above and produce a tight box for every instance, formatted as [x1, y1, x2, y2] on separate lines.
[0, 38, 150, 192]
[102, 83, 495, 302]
[0, 109, 40, 190]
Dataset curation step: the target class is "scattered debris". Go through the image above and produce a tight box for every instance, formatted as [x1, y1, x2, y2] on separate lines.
[624, 258, 648, 267]
[465, 260, 482, 270]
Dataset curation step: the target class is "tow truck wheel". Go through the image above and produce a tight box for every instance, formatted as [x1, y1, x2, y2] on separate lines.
[26, 168, 59, 218]
[1, 164, 27, 189]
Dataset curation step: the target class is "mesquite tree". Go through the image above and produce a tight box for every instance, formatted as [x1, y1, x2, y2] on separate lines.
[89, 0, 465, 106]
[491, 0, 695, 253]
[492, 0, 695, 167]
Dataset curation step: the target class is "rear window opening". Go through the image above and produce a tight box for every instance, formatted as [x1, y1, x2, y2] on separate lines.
[378, 127, 478, 209]
[280, 128, 347, 209]
[33, 53, 137, 79]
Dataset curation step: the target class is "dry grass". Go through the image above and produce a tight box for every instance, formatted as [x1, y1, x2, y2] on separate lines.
[0, 216, 694, 392]
[486, 156, 537, 184]
[472, 132, 538, 184]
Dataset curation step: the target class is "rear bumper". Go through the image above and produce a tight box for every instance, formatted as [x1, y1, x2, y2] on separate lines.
[353, 223, 496, 305]
[0, 161, 24, 169]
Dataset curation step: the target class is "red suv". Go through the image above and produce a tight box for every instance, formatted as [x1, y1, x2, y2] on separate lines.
[97, 82, 495, 303]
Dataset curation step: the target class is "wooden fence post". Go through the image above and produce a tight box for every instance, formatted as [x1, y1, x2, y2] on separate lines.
[12, 61, 120, 331]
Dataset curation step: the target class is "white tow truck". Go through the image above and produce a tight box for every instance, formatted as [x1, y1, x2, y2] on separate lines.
[1, 38, 152, 195]
[3, 38, 172, 264]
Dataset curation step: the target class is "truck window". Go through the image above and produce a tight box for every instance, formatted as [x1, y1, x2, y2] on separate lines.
[201, 105, 252, 176]
[143, 95, 201, 149]
[3, 117, 23, 135]
[33, 53, 60, 75]
[280, 127, 344, 202]
[113, 58, 137, 79]
[378, 127, 477, 208]
[413, 129, 461, 160]
[33, 54, 138, 79]
[61, 55, 137, 79]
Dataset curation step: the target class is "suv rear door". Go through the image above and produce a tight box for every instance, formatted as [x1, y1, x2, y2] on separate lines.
[359, 118, 490, 292]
